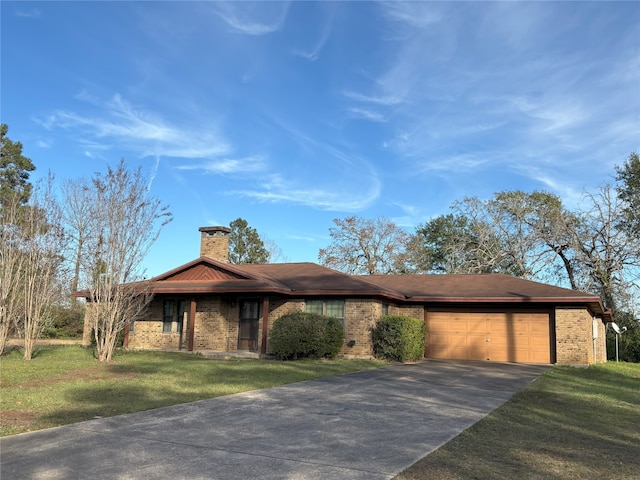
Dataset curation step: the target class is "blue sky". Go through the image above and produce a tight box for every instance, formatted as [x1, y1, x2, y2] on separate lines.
[2, 1, 639, 277]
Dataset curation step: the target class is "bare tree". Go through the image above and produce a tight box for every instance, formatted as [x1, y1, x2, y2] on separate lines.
[571, 184, 640, 313]
[20, 176, 67, 360]
[319, 216, 410, 274]
[0, 191, 26, 355]
[0, 123, 36, 355]
[80, 160, 172, 362]
[452, 197, 512, 274]
[264, 237, 288, 263]
[62, 177, 97, 292]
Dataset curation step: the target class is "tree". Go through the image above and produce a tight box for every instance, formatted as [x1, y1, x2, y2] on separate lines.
[0, 124, 36, 207]
[0, 124, 37, 355]
[263, 237, 288, 263]
[411, 192, 588, 287]
[0, 175, 67, 359]
[79, 160, 172, 362]
[570, 184, 640, 313]
[228, 218, 269, 264]
[487, 190, 585, 286]
[411, 198, 524, 275]
[62, 177, 97, 292]
[318, 216, 410, 274]
[410, 213, 497, 274]
[0, 190, 26, 355]
[19, 175, 67, 360]
[616, 152, 640, 238]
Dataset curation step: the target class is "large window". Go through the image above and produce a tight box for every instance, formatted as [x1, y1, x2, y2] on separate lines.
[306, 299, 344, 322]
[163, 299, 187, 334]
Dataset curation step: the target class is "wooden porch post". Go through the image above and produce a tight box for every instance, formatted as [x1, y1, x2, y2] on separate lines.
[261, 297, 270, 355]
[188, 299, 197, 352]
[123, 321, 130, 348]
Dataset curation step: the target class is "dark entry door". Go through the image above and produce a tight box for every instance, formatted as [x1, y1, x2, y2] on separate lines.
[238, 301, 259, 351]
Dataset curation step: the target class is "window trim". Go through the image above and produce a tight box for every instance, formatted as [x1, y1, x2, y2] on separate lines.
[162, 299, 188, 334]
[305, 299, 345, 323]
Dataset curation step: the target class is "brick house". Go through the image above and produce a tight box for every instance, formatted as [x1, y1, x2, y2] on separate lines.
[81, 226, 611, 365]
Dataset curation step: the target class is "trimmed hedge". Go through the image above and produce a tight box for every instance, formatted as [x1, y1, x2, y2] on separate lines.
[372, 315, 427, 362]
[268, 312, 344, 360]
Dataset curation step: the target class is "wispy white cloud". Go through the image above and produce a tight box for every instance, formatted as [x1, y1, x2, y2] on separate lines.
[36, 138, 52, 148]
[212, 1, 290, 36]
[231, 173, 381, 211]
[352, 0, 638, 210]
[516, 164, 584, 208]
[342, 90, 404, 106]
[176, 156, 267, 174]
[14, 7, 41, 18]
[388, 202, 430, 229]
[291, 6, 333, 61]
[347, 107, 386, 123]
[417, 153, 492, 175]
[38, 94, 230, 160]
[379, 1, 443, 29]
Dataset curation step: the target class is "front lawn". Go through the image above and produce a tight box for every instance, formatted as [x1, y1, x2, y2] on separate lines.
[0, 345, 384, 436]
[395, 362, 640, 480]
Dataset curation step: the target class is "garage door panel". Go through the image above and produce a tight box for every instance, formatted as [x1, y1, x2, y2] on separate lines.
[427, 311, 551, 364]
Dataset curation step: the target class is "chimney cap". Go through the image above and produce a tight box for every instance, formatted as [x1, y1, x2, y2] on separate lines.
[199, 226, 231, 235]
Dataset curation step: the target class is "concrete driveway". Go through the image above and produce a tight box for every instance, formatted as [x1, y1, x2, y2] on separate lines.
[1, 360, 548, 480]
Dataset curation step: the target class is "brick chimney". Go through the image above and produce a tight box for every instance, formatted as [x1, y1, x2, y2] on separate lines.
[199, 226, 231, 262]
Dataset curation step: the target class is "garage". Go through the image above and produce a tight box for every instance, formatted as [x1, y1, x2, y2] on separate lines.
[427, 310, 553, 364]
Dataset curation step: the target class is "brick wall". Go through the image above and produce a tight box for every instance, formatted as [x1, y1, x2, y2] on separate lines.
[128, 296, 608, 365]
[194, 299, 232, 351]
[127, 301, 185, 350]
[341, 299, 381, 357]
[199, 227, 230, 262]
[127, 298, 234, 351]
[555, 307, 606, 365]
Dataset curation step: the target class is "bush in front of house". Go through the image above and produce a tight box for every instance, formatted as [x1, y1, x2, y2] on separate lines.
[269, 312, 344, 360]
[372, 315, 427, 363]
[41, 303, 86, 339]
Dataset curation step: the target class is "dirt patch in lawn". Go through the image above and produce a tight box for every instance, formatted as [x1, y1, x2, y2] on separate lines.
[0, 410, 39, 434]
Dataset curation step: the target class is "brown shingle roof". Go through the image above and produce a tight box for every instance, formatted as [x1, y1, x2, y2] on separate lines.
[75, 257, 610, 320]
[362, 273, 610, 317]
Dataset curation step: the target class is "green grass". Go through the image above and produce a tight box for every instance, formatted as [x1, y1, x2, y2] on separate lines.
[0, 345, 384, 436]
[395, 362, 640, 480]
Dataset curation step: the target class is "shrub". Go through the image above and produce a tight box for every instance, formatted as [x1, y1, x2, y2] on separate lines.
[372, 315, 427, 362]
[269, 312, 344, 360]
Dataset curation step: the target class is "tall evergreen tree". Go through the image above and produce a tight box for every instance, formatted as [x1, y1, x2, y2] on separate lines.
[0, 124, 36, 207]
[228, 218, 269, 264]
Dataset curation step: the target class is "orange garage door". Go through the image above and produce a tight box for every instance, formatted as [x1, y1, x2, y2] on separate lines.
[427, 311, 552, 364]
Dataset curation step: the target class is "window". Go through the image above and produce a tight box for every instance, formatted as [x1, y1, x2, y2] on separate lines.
[176, 300, 187, 334]
[163, 299, 188, 334]
[163, 300, 174, 333]
[306, 299, 344, 323]
[382, 303, 389, 317]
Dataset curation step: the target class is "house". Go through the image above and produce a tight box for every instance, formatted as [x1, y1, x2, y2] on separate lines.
[81, 226, 612, 365]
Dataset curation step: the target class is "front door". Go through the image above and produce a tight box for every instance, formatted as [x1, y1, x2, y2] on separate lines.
[238, 301, 259, 351]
